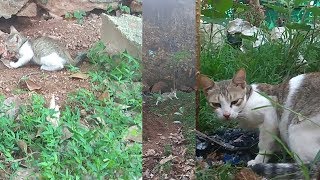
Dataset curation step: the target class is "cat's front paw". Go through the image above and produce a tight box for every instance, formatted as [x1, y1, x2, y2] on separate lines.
[9, 62, 19, 68]
[247, 159, 258, 167]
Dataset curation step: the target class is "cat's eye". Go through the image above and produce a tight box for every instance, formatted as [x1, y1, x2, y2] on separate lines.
[231, 100, 238, 105]
[231, 99, 242, 106]
[210, 102, 221, 108]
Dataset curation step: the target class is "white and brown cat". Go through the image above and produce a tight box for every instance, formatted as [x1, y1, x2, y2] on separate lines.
[3, 26, 86, 71]
[199, 69, 320, 178]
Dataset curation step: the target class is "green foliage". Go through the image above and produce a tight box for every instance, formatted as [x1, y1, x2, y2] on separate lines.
[0, 41, 142, 179]
[106, 4, 114, 14]
[74, 10, 86, 24]
[199, 0, 320, 178]
[64, 12, 73, 19]
[202, 0, 233, 21]
[119, 3, 131, 14]
[88, 41, 141, 82]
[65, 10, 86, 24]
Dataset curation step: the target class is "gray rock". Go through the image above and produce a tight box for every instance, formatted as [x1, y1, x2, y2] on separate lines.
[17, 2, 38, 17]
[100, 13, 142, 59]
[3, 96, 22, 120]
[35, 0, 120, 17]
[0, 0, 29, 19]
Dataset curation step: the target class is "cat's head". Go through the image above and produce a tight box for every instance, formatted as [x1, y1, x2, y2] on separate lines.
[4, 26, 25, 53]
[199, 69, 248, 120]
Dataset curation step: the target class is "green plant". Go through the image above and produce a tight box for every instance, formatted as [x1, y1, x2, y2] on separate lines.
[64, 10, 86, 24]
[65, 12, 73, 19]
[119, 3, 131, 14]
[0, 41, 142, 179]
[73, 10, 86, 24]
[199, 1, 320, 179]
[106, 4, 114, 14]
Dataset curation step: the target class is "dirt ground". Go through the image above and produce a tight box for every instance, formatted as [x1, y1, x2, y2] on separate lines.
[143, 92, 196, 179]
[0, 14, 101, 105]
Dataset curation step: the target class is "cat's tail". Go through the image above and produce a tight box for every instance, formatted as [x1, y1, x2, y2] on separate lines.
[250, 163, 320, 179]
[73, 51, 88, 66]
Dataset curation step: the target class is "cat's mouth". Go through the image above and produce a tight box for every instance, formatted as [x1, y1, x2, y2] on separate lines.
[1, 50, 16, 60]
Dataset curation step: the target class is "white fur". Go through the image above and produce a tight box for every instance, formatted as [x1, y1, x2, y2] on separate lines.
[288, 114, 320, 164]
[10, 41, 66, 71]
[10, 41, 34, 68]
[214, 84, 279, 166]
[214, 73, 320, 167]
[238, 85, 279, 166]
[215, 94, 246, 120]
[40, 53, 65, 71]
[279, 74, 305, 144]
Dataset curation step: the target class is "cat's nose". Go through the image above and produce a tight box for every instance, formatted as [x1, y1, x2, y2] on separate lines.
[223, 112, 231, 119]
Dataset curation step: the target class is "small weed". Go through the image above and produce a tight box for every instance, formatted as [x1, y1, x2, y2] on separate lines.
[64, 12, 73, 19]
[119, 3, 131, 14]
[66, 64, 80, 72]
[164, 144, 172, 156]
[106, 4, 114, 14]
[73, 10, 86, 24]
[65, 10, 86, 24]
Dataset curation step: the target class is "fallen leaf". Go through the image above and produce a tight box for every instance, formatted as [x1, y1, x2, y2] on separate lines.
[114, 102, 131, 109]
[13, 168, 40, 180]
[159, 155, 176, 165]
[151, 81, 168, 93]
[69, 72, 89, 79]
[144, 149, 156, 156]
[98, 91, 110, 101]
[3, 96, 22, 119]
[124, 125, 142, 143]
[235, 168, 262, 180]
[46, 94, 60, 127]
[16, 140, 28, 154]
[95, 116, 106, 126]
[61, 127, 73, 141]
[25, 79, 41, 91]
[36, 127, 44, 137]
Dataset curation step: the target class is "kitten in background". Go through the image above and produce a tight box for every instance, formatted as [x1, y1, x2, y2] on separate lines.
[4, 26, 86, 71]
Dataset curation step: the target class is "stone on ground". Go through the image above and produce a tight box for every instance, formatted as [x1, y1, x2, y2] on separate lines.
[100, 13, 142, 59]
[0, 0, 29, 19]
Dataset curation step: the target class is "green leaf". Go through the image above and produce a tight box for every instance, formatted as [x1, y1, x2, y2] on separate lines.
[286, 23, 311, 30]
[243, 34, 259, 42]
[312, 149, 320, 165]
[233, 2, 250, 11]
[307, 7, 320, 16]
[212, 0, 233, 13]
[294, 0, 307, 6]
[202, 0, 233, 19]
[264, 4, 289, 14]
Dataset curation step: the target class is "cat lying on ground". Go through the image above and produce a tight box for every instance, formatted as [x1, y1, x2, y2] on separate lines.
[4, 26, 86, 71]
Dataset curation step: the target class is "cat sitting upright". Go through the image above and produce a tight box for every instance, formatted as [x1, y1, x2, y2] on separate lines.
[199, 69, 320, 178]
[4, 26, 86, 71]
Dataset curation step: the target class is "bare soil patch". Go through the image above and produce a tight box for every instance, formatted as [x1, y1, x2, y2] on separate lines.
[143, 92, 196, 179]
[0, 15, 101, 105]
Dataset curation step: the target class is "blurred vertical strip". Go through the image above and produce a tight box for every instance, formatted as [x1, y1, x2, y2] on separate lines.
[195, 0, 201, 130]
[142, 0, 197, 179]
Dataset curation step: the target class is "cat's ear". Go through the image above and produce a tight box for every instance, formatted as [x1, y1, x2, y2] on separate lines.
[9, 26, 19, 34]
[232, 68, 246, 88]
[199, 74, 215, 93]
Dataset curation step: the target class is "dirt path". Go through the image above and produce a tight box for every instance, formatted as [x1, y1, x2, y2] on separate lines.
[143, 92, 196, 179]
[0, 15, 101, 105]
